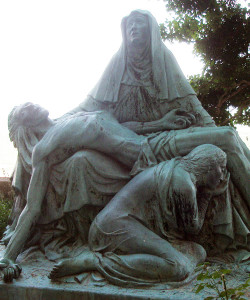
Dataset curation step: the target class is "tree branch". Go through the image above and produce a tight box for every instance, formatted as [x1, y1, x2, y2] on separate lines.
[220, 98, 250, 126]
[216, 80, 250, 116]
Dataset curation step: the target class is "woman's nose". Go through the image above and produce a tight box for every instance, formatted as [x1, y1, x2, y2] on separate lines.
[219, 168, 224, 180]
[131, 23, 136, 30]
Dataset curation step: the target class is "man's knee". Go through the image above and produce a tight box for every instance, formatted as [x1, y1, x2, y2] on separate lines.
[70, 150, 103, 167]
[221, 126, 236, 135]
[217, 127, 238, 152]
[71, 151, 89, 163]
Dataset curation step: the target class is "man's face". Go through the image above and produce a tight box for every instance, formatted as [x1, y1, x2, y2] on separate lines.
[15, 102, 49, 127]
[205, 161, 226, 190]
[126, 14, 149, 47]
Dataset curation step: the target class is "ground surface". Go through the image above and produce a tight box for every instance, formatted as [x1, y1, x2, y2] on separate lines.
[0, 245, 249, 300]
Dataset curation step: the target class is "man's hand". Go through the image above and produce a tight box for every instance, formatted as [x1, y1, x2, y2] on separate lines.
[161, 109, 196, 130]
[0, 258, 22, 282]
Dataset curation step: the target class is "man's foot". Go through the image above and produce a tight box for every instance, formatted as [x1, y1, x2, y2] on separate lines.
[49, 250, 98, 279]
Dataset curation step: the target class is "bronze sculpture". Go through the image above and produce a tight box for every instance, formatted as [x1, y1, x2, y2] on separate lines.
[0, 10, 249, 286]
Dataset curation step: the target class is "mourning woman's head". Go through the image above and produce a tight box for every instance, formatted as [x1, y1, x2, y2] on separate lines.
[181, 144, 227, 189]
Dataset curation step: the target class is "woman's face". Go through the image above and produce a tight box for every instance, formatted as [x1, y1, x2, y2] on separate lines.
[126, 14, 149, 47]
[15, 102, 49, 126]
[205, 161, 226, 190]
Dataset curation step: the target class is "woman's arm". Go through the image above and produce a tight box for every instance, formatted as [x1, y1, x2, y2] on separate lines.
[122, 109, 196, 134]
[173, 173, 211, 235]
[177, 190, 211, 235]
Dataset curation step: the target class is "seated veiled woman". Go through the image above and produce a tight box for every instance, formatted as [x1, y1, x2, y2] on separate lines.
[68, 10, 250, 252]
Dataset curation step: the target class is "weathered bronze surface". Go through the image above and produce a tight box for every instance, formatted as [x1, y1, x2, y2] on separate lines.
[0, 10, 249, 297]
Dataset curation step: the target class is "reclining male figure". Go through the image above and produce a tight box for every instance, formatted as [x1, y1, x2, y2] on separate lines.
[1, 102, 146, 281]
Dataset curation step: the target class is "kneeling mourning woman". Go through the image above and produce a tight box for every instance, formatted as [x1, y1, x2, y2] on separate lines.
[50, 144, 229, 286]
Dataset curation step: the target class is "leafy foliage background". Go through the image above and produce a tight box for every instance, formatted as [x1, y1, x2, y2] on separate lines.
[160, 0, 249, 126]
[0, 194, 12, 239]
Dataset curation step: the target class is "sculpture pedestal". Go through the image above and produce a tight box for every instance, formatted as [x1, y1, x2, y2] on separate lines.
[1, 246, 249, 300]
[0, 281, 202, 300]
[0, 274, 202, 300]
[0, 246, 204, 300]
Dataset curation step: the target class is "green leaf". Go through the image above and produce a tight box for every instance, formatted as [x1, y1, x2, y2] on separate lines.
[195, 284, 205, 293]
[212, 270, 223, 279]
[220, 269, 232, 275]
[197, 272, 209, 281]
[226, 288, 237, 296]
[206, 283, 216, 289]
[219, 290, 226, 297]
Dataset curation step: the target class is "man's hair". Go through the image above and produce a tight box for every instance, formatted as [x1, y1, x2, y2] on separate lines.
[8, 106, 19, 147]
[181, 144, 226, 175]
[8, 103, 38, 148]
[8, 104, 40, 174]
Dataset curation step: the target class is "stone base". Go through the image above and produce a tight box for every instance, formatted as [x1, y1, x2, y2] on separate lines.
[0, 281, 202, 300]
[0, 274, 202, 300]
[1, 245, 249, 300]
[0, 263, 202, 300]
[0, 244, 202, 300]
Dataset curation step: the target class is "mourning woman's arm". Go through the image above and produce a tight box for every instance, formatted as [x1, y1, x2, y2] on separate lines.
[177, 189, 211, 235]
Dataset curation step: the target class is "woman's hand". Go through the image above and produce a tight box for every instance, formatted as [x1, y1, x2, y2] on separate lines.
[161, 109, 196, 130]
[213, 171, 230, 196]
[205, 171, 230, 197]
[121, 109, 196, 134]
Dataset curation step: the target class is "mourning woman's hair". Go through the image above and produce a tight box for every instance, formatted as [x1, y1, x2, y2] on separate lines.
[181, 144, 226, 175]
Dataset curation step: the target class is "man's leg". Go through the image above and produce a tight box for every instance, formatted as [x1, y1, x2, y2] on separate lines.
[173, 126, 250, 204]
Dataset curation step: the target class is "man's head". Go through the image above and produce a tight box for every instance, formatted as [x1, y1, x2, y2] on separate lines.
[124, 11, 150, 48]
[9, 102, 49, 127]
[8, 102, 49, 146]
[181, 144, 227, 190]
